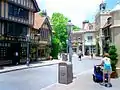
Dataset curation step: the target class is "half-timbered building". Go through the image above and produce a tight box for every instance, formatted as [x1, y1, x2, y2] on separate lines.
[33, 13, 52, 60]
[0, 0, 40, 65]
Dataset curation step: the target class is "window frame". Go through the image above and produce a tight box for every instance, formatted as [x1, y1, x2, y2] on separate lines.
[8, 4, 29, 20]
[87, 36, 93, 41]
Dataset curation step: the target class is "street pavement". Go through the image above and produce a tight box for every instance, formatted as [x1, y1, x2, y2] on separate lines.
[41, 70, 120, 90]
[0, 64, 58, 90]
[0, 54, 114, 90]
[72, 54, 101, 76]
[0, 60, 61, 74]
[41, 54, 120, 90]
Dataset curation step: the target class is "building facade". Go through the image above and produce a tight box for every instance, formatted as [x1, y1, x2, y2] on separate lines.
[83, 21, 96, 55]
[95, 2, 111, 56]
[100, 2, 120, 75]
[102, 17, 112, 53]
[71, 21, 96, 56]
[71, 30, 84, 55]
[0, 0, 40, 65]
[84, 30, 96, 55]
[33, 13, 52, 60]
[110, 3, 120, 68]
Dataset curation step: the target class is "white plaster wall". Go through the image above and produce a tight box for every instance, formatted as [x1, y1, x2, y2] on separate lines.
[112, 27, 120, 67]
[111, 11, 120, 26]
[84, 32, 96, 46]
[100, 15, 111, 28]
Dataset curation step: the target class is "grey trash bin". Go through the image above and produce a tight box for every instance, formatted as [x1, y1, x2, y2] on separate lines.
[58, 62, 73, 84]
[62, 53, 68, 61]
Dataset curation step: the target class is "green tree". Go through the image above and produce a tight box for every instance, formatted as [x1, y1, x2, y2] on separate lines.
[51, 13, 68, 58]
[108, 45, 118, 71]
[39, 10, 47, 16]
[73, 25, 80, 31]
[51, 36, 61, 59]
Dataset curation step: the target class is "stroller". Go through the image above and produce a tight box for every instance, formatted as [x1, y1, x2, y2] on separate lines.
[93, 65, 108, 83]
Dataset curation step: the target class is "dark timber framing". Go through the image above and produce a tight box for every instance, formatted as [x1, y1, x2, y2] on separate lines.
[0, 0, 40, 65]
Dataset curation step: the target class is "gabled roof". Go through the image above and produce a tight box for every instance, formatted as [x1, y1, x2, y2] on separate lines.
[32, 0, 40, 12]
[33, 13, 52, 32]
[33, 13, 46, 29]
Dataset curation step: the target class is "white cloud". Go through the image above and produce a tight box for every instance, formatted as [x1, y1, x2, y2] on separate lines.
[36, 0, 104, 27]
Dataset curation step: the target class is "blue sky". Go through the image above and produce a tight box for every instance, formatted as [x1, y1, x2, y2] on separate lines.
[106, 0, 118, 9]
[36, 0, 119, 28]
[86, 0, 119, 23]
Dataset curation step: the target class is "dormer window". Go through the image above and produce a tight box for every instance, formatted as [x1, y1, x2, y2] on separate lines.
[107, 17, 112, 24]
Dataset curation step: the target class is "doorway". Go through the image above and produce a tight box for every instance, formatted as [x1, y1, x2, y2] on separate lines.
[10, 43, 21, 65]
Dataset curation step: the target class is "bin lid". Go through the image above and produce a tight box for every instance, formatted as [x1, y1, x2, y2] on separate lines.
[66, 62, 72, 65]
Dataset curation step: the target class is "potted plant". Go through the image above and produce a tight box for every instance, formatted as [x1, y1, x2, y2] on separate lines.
[108, 45, 118, 78]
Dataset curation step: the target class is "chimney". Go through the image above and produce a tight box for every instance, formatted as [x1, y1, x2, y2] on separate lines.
[82, 20, 89, 30]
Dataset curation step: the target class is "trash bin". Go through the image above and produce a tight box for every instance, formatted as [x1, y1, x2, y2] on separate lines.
[58, 62, 73, 84]
[62, 53, 68, 61]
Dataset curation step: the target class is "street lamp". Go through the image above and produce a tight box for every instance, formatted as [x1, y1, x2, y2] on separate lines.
[66, 20, 74, 63]
[26, 34, 30, 66]
[66, 39, 68, 54]
[101, 34, 105, 55]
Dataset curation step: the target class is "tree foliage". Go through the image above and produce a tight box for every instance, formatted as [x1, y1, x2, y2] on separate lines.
[73, 25, 80, 31]
[51, 13, 68, 58]
[108, 45, 118, 71]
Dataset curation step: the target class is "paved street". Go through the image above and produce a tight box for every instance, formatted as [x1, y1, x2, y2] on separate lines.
[0, 54, 101, 90]
[42, 70, 120, 90]
[72, 54, 101, 75]
[41, 55, 120, 90]
[0, 64, 59, 90]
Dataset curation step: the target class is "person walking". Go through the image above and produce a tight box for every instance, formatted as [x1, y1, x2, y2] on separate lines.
[15, 52, 19, 65]
[26, 58, 30, 66]
[91, 53, 93, 59]
[100, 53, 112, 87]
[78, 50, 82, 61]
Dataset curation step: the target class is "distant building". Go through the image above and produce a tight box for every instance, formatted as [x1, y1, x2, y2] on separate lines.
[71, 21, 96, 56]
[71, 30, 84, 55]
[95, 1, 111, 56]
[83, 22, 96, 55]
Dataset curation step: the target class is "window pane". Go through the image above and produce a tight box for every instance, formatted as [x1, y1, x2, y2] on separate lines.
[8, 4, 28, 20]
[88, 36, 93, 40]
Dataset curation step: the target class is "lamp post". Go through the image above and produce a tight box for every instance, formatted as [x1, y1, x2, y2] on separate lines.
[101, 34, 105, 55]
[90, 39, 93, 58]
[66, 20, 74, 63]
[66, 39, 68, 54]
[26, 34, 30, 66]
[78, 37, 81, 54]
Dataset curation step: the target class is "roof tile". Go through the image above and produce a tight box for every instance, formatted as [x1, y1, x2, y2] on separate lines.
[33, 13, 46, 29]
